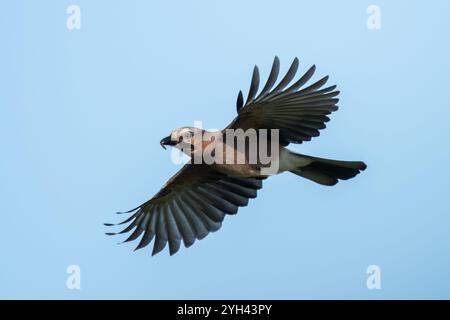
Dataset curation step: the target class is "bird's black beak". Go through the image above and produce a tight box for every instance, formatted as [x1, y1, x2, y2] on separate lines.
[160, 135, 176, 149]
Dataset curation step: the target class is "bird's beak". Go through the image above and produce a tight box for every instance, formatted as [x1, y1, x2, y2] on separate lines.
[160, 135, 176, 149]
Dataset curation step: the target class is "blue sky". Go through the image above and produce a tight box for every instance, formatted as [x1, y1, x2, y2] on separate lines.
[1, 0, 450, 299]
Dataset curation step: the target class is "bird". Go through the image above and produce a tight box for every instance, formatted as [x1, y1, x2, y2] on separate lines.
[105, 57, 367, 256]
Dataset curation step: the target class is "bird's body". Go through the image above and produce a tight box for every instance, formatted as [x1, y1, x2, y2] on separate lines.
[106, 57, 367, 256]
[179, 129, 363, 181]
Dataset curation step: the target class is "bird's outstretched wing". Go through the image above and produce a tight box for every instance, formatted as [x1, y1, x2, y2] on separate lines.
[106, 164, 263, 256]
[228, 57, 339, 146]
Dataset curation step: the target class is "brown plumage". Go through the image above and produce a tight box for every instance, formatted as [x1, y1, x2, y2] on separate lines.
[106, 57, 366, 256]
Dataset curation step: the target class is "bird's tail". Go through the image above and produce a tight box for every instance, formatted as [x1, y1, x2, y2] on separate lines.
[289, 153, 367, 186]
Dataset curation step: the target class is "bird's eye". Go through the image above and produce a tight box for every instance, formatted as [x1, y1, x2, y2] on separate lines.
[178, 136, 183, 143]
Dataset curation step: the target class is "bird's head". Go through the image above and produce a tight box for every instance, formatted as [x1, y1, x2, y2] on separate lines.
[160, 127, 200, 151]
